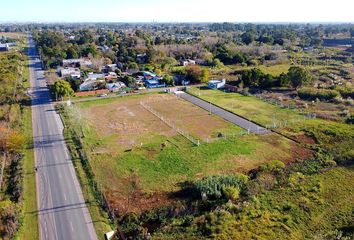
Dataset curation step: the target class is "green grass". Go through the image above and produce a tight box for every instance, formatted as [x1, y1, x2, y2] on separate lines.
[282, 118, 354, 162]
[225, 63, 291, 76]
[89, 134, 255, 192]
[16, 106, 38, 240]
[187, 87, 303, 128]
[151, 165, 354, 239]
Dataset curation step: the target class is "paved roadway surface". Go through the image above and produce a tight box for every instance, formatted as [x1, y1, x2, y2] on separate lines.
[176, 92, 269, 134]
[28, 35, 98, 240]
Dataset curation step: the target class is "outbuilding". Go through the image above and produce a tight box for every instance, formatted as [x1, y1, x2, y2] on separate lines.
[208, 79, 226, 89]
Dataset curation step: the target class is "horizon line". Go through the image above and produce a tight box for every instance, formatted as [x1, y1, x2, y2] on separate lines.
[1, 21, 354, 25]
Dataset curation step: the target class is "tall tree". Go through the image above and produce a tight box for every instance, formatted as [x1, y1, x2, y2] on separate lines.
[54, 80, 74, 100]
[287, 66, 311, 89]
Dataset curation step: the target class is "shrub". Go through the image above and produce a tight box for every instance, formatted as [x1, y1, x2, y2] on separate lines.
[336, 86, 354, 99]
[0, 201, 21, 239]
[259, 160, 285, 173]
[222, 186, 240, 202]
[194, 174, 249, 200]
[298, 88, 340, 101]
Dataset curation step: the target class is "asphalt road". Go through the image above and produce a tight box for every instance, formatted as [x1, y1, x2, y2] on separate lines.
[176, 92, 269, 134]
[28, 35, 98, 240]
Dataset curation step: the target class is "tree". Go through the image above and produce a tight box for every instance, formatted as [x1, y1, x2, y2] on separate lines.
[66, 45, 79, 59]
[185, 65, 204, 83]
[241, 32, 255, 45]
[162, 75, 174, 86]
[287, 66, 311, 89]
[6, 131, 26, 154]
[90, 56, 105, 71]
[53, 80, 74, 100]
[211, 58, 224, 68]
[201, 69, 209, 83]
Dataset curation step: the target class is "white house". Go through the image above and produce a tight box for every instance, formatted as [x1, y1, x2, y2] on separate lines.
[106, 82, 126, 92]
[208, 79, 226, 89]
[62, 58, 93, 68]
[87, 73, 105, 80]
[57, 67, 81, 79]
[79, 79, 105, 91]
[180, 59, 196, 66]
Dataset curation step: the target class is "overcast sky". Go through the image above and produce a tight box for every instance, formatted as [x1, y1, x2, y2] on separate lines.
[1, 0, 354, 23]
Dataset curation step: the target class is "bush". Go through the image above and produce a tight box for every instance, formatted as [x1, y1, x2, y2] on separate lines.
[194, 174, 248, 200]
[0, 201, 21, 239]
[298, 88, 340, 101]
[335, 86, 354, 99]
[222, 186, 240, 202]
[259, 160, 285, 173]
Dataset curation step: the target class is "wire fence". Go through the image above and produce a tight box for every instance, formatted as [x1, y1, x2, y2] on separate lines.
[140, 100, 201, 146]
[254, 94, 317, 117]
[64, 106, 118, 222]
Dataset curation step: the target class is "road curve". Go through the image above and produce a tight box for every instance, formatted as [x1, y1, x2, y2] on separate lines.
[177, 92, 269, 134]
[28, 35, 98, 240]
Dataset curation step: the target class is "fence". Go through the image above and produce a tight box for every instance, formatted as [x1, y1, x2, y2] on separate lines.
[64, 106, 118, 223]
[140, 100, 201, 146]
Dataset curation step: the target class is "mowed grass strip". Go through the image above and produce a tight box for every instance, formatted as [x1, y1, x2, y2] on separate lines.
[16, 106, 38, 240]
[188, 87, 303, 127]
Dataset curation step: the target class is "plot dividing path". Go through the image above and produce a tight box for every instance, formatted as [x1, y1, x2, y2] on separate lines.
[28, 36, 98, 240]
[176, 92, 269, 134]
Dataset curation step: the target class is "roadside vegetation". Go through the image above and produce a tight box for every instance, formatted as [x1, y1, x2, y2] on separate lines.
[0, 34, 37, 240]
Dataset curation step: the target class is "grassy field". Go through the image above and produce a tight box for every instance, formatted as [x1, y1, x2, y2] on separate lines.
[229, 63, 291, 76]
[0, 32, 26, 39]
[68, 93, 311, 215]
[187, 87, 304, 128]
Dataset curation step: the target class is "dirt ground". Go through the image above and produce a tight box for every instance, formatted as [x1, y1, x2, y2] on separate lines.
[147, 94, 234, 141]
[81, 94, 236, 150]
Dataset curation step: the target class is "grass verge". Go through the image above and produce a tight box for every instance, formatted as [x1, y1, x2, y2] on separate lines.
[16, 106, 38, 240]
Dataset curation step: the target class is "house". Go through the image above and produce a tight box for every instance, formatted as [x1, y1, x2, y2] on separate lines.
[105, 72, 118, 81]
[0, 43, 9, 52]
[106, 81, 126, 92]
[79, 79, 105, 91]
[208, 79, 226, 89]
[62, 58, 93, 68]
[87, 73, 105, 80]
[144, 79, 164, 88]
[180, 59, 196, 66]
[101, 64, 117, 73]
[141, 71, 157, 78]
[57, 67, 81, 79]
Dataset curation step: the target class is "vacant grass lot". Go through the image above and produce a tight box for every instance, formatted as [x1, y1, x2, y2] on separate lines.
[70, 93, 311, 215]
[231, 63, 291, 76]
[187, 87, 303, 128]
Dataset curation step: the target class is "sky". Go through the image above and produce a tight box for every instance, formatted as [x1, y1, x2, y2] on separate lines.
[1, 0, 354, 23]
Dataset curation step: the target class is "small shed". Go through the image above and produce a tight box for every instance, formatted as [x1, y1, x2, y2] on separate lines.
[208, 79, 226, 89]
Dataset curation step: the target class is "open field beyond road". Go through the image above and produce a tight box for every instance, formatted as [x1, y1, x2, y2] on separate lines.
[0, 32, 26, 39]
[187, 87, 304, 128]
